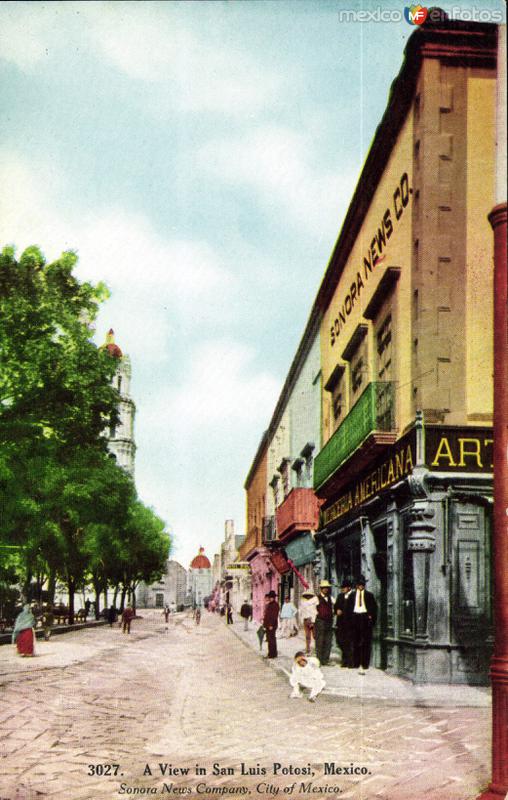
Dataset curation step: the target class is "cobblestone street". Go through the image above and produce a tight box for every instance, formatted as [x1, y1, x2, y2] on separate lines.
[0, 611, 491, 800]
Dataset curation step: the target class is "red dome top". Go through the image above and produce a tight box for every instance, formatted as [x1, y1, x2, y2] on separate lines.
[102, 329, 123, 358]
[190, 547, 211, 569]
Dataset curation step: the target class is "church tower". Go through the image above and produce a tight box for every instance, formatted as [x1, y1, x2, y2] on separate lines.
[102, 329, 136, 476]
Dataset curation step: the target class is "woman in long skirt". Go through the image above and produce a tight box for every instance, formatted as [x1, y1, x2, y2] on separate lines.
[12, 604, 36, 657]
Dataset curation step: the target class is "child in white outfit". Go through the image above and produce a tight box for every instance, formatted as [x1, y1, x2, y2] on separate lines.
[289, 651, 326, 702]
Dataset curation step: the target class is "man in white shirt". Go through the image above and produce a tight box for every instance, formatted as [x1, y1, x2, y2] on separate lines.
[289, 651, 326, 702]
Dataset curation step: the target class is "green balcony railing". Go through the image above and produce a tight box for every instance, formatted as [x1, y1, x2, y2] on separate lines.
[314, 381, 394, 490]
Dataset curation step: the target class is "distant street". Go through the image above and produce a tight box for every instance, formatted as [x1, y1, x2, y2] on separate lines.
[0, 611, 490, 800]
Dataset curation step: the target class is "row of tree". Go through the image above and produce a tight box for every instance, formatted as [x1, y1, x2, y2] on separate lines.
[0, 245, 169, 623]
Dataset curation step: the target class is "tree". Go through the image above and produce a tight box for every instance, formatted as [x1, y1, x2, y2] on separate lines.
[0, 245, 122, 610]
[114, 501, 170, 611]
[0, 245, 120, 450]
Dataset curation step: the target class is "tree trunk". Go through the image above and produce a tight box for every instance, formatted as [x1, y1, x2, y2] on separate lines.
[47, 569, 56, 604]
[92, 575, 101, 620]
[120, 585, 127, 612]
[67, 577, 75, 625]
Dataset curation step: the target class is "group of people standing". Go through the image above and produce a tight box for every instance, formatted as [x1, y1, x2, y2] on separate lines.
[260, 575, 377, 675]
[313, 576, 377, 674]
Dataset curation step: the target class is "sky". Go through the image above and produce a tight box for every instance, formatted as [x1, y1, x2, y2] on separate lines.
[0, 0, 505, 569]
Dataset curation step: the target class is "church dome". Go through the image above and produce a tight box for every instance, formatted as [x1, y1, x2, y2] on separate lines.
[101, 329, 123, 358]
[190, 547, 211, 569]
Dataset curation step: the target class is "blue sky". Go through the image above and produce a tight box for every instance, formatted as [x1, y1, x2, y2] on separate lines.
[0, 0, 505, 568]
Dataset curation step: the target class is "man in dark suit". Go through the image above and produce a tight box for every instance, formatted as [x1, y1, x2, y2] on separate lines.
[263, 590, 279, 659]
[334, 578, 353, 667]
[346, 575, 377, 674]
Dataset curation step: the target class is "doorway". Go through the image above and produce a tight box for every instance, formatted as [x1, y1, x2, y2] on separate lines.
[372, 524, 388, 670]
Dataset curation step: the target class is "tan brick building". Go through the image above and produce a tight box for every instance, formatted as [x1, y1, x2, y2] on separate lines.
[313, 19, 498, 684]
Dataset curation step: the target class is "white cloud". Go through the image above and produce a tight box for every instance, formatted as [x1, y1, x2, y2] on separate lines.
[0, 5, 57, 70]
[0, 152, 235, 365]
[0, 3, 282, 117]
[140, 339, 280, 434]
[198, 125, 357, 237]
[80, 3, 282, 116]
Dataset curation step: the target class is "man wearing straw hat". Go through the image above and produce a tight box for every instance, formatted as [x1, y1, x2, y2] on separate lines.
[314, 580, 334, 666]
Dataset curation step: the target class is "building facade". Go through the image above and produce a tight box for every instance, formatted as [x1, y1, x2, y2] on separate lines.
[188, 548, 213, 608]
[136, 559, 187, 609]
[239, 433, 280, 623]
[313, 20, 497, 684]
[218, 520, 248, 612]
[268, 321, 322, 606]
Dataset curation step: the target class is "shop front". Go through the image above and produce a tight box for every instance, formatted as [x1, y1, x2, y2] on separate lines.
[315, 416, 493, 684]
[247, 548, 280, 624]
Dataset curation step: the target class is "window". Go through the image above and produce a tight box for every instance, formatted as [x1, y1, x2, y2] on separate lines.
[376, 312, 394, 430]
[351, 356, 364, 394]
[376, 313, 392, 381]
[349, 346, 367, 406]
[279, 459, 291, 498]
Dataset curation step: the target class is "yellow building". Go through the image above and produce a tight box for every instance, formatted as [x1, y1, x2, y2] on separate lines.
[313, 19, 498, 684]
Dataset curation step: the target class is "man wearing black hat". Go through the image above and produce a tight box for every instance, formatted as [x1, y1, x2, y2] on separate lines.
[334, 578, 353, 668]
[346, 575, 377, 674]
[263, 590, 279, 659]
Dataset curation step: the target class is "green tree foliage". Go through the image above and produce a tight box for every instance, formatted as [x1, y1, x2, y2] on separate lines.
[112, 501, 169, 611]
[0, 245, 119, 449]
[0, 245, 171, 620]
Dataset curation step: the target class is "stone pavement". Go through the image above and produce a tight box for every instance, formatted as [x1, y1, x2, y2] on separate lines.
[228, 617, 491, 707]
[0, 610, 491, 800]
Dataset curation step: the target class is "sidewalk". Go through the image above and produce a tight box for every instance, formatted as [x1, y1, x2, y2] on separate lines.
[227, 617, 491, 708]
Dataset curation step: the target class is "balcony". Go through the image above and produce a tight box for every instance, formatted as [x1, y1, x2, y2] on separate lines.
[314, 381, 396, 492]
[276, 488, 320, 540]
[263, 516, 277, 543]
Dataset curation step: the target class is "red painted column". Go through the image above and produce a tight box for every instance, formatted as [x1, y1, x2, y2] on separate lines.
[479, 201, 508, 800]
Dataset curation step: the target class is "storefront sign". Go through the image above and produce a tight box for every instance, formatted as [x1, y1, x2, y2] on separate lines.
[330, 171, 411, 347]
[321, 425, 493, 527]
[322, 430, 416, 525]
[284, 533, 316, 568]
[426, 426, 493, 472]
[270, 550, 291, 575]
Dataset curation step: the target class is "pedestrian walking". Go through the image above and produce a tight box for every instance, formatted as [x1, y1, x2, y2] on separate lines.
[299, 589, 319, 655]
[163, 605, 170, 623]
[195, 607, 201, 625]
[262, 590, 279, 659]
[107, 605, 117, 627]
[346, 575, 378, 674]
[289, 651, 326, 702]
[226, 603, 233, 625]
[280, 596, 298, 638]
[334, 579, 354, 667]
[121, 604, 135, 634]
[240, 600, 253, 631]
[12, 604, 36, 657]
[314, 580, 334, 666]
[84, 599, 91, 618]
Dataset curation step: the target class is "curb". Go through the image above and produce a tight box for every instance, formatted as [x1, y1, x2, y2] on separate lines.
[225, 620, 491, 709]
[0, 619, 108, 646]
